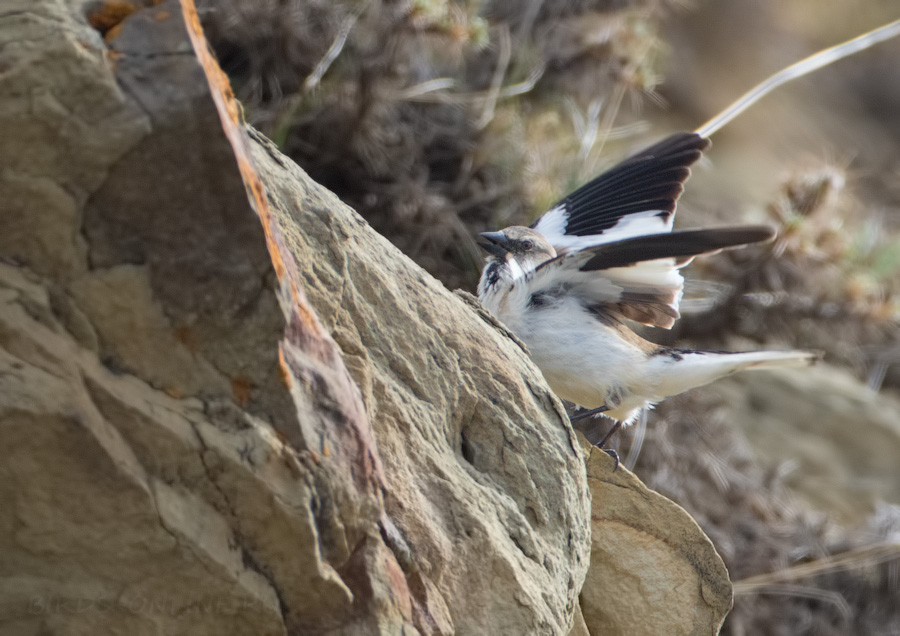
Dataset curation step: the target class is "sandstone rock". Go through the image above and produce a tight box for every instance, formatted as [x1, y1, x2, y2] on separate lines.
[0, 264, 286, 636]
[245, 127, 591, 636]
[579, 443, 733, 636]
[1, 1, 740, 634]
[0, 1, 594, 634]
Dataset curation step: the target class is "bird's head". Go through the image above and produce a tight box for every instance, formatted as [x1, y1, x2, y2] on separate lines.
[479, 226, 557, 276]
[477, 226, 557, 302]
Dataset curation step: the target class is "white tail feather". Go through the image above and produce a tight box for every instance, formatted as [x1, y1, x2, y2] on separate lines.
[653, 350, 818, 399]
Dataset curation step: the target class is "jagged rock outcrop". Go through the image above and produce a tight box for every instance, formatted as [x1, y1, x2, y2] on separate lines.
[0, 1, 732, 634]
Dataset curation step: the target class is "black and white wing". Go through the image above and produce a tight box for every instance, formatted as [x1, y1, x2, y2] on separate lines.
[528, 226, 774, 328]
[532, 132, 710, 251]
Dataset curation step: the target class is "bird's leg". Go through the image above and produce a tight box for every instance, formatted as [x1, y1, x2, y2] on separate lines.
[597, 421, 623, 471]
[569, 406, 621, 470]
[597, 420, 623, 448]
[569, 405, 609, 422]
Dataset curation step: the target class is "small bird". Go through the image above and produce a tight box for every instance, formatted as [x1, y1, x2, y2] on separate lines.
[477, 132, 816, 448]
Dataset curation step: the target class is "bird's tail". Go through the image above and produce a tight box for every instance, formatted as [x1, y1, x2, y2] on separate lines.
[653, 349, 819, 399]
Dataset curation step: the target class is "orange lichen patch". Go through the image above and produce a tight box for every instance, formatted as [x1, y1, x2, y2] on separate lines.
[179, 0, 386, 495]
[164, 387, 183, 399]
[239, 163, 288, 282]
[87, 0, 141, 33]
[231, 376, 253, 407]
[154, 10, 171, 21]
[180, 0, 296, 295]
[294, 292, 326, 340]
[181, 1, 241, 124]
[103, 22, 126, 42]
[173, 325, 199, 352]
[277, 348, 293, 388]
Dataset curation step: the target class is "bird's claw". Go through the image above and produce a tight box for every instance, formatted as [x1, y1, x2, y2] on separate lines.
[602, 447, 620, 471]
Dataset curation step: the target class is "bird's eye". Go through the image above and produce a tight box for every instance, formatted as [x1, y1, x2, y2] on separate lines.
[521, 240, 534, 250]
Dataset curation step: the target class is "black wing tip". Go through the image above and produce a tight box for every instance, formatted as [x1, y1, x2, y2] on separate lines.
[636, 132, 710, 160]
[577, 225, 777, 271]
[667, 131, 711, 151]
[663, 225, 777, 249]
[700, 224, 776, 245]
[533, 131, 711, 237]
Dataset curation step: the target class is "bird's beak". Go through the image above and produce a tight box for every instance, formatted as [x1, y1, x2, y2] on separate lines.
[479, 231, 511, 257]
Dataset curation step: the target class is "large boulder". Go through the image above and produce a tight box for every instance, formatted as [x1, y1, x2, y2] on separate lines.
[0, 1, 732, 634]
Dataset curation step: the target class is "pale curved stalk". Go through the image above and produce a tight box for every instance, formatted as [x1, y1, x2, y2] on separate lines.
[695, 19, 900, 138]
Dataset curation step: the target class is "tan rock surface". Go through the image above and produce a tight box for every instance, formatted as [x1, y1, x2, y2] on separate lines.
[579, 443, 733, 636]
[0, 1, 595, 634]
[0, 264, 287, 636]
[1, 1, 740, 634]
[247, 129, 592, 635]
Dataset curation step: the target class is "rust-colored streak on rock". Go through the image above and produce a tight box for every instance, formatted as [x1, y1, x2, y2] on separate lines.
[178, 0, 383, 492]
[179, 0, 289, 283]
[277, 349, 293, 389]
[383, 548, 414, 622]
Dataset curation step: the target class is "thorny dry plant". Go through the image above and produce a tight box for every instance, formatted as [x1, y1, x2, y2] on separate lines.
[629, 391, 900, 636]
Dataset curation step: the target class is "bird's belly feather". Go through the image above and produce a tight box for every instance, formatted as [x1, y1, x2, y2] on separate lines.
[509, 303, 646, 413]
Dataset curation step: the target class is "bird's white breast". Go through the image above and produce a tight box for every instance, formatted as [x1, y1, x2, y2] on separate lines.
[497, 293, 646, 412]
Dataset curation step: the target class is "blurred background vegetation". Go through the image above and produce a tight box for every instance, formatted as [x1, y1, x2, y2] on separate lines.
[196, 1, 900, 633]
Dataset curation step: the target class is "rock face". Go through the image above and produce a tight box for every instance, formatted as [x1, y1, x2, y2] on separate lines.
[580, 445, 732, 636]
[0, 1, 592, 634]
[0, 1, 732, 635]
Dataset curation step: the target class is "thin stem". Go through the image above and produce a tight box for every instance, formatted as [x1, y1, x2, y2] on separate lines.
[695, 20, 900, 138]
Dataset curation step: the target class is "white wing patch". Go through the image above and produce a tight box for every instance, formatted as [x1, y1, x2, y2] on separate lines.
[534, 206, 673, 252]
[601, 259, 687, 289]
[529, 133, 710, 254]
[531, 204, 568, 243]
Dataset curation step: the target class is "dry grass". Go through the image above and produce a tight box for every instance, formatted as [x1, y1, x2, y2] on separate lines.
[623, 392, 900, 636]
[196, 0, 678, 288]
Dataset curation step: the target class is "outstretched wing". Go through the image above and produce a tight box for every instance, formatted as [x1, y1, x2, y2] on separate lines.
[531, 132, 710, 251]
[528, 226, 774, 328]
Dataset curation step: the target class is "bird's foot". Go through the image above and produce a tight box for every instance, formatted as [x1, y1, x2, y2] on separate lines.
[596, 420, 623, 471]
[603, 448, 620, 471]
[569, 406, 621, 470]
